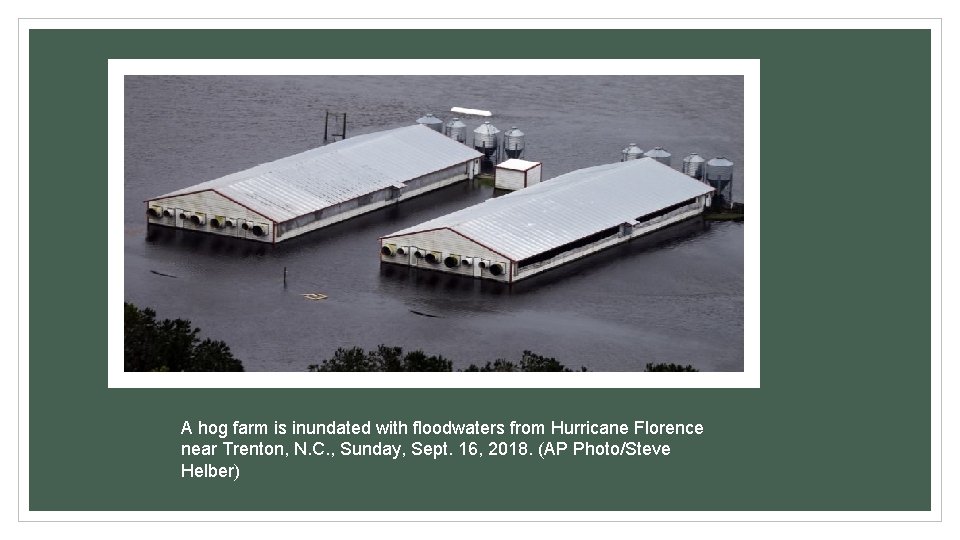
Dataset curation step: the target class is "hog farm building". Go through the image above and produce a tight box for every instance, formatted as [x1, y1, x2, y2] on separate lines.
[379, 157, 715, 283]
[144, 125, 482, 243]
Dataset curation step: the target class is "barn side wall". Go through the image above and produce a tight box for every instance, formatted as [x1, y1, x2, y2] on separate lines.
[380, 228, 513, 282]
[146, 191, 274, 243]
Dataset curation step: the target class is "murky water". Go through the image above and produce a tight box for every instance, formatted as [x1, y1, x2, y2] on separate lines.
[124, 75, 744, 371]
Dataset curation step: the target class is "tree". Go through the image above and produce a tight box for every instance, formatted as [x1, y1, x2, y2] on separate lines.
[308, 345, 590, 373]
[311, 347, 379, 372]
[464, 351, 586, 372]
[124, 303, 243, 372]
[519, 350, 576, 372]
[401, 350, 453, 372]
[463, 359, 517, 372]
[644, 362, 699, 372]
[309, 345, 452, 372]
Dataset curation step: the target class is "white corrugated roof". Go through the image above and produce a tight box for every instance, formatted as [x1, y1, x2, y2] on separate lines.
[384, 158, 714, 262]
[496, 159, 540, 171]
[151, 125, 481, 222]
[450, 107, 492, 117]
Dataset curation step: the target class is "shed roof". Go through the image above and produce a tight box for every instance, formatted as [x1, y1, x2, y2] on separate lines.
[384, 157, 714, 262]
[496, 159, 541, 172]
[150, 125, 481, 222]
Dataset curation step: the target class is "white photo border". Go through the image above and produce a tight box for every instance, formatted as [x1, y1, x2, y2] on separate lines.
[107, 58, 760, 390]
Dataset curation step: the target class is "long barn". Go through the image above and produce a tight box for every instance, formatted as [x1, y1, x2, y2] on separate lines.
[380, 157, 715, 283]
[145, 125, 482, 243]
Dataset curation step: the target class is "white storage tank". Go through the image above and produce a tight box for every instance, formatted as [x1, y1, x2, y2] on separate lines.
[416, 113, 443, 132]
[682, 152, 706, 179]
[502, 126, 526, 159]
[621, 143, 644, 161]
[704, 156, 735, 205]
[644, 146, 672, 166]
[444, 117, 467, 143]
[473, 121, 500, 157]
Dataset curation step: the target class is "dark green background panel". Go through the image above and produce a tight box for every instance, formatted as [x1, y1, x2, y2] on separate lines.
[29, 29, 931, 510]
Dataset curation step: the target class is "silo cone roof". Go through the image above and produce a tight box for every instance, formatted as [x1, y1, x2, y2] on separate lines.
[622, 144, 644, 157]
[417, 113, 443, 126]
[645, 147, 672, 158]
[706, 157, 735, 167]
[474, 122, 500, 135]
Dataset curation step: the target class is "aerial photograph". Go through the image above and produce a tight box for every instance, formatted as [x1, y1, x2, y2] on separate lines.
[123, 75, 744, 373]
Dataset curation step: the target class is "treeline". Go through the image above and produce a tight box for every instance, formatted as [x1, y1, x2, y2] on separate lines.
[307, 346, 699, 373]
[644, 362, 700, 372]
[308, 347, 587, 372]
[125, 303, 700, 373]
[124, 303, 243, 372]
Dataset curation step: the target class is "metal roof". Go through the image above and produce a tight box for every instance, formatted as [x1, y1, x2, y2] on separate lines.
[496, 159, 540, 172]
[151, 125, 482, 222]
[384, 157, 714, 262]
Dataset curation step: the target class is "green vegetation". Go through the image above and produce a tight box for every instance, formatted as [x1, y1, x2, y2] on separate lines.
[308, 346, 586, 372]
[307, 345, 451, 372]
[464, 351, 587, 372]
[122, 307, 699, 374]
[124, 303, 243, 372]
[644, 362, 699, 372]
[704, 202, 745, 222]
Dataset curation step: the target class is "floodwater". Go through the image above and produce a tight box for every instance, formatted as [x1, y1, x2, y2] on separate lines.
[124, 75, 744, 372]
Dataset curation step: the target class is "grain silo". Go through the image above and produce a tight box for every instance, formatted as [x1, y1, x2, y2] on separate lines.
[704, 157, 735, 207]
[644, 146, 672, 166]
[621, 143, 644, 161]
[502, 126, 526, 159]
[682, 153, 706, 179]
[145, 125, 482, 243]
[416, 113, 444, 132]
[444, 117, 467, 143]
[473, 121, 500, 157]
[380, 158, 714, 282]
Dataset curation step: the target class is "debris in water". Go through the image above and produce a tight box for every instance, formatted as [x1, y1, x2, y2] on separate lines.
[409, 310, 439, 318]
[150, 270, 178, 278]
[451, 106, 492, 117]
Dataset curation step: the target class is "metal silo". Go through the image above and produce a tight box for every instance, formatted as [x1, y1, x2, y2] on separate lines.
[644, 146, 672, 166]
[416, 113, 443, 132]
[502, 126, 526, 159]
[682, 152, 706, 179]
[621, 143, 644, 162]
[473, 121, 500, 158]
[444, 117, 467, 143]
[705, 157, 735, 207]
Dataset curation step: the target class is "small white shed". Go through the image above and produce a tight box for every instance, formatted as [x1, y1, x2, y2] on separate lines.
[495, 159, 542, 191]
